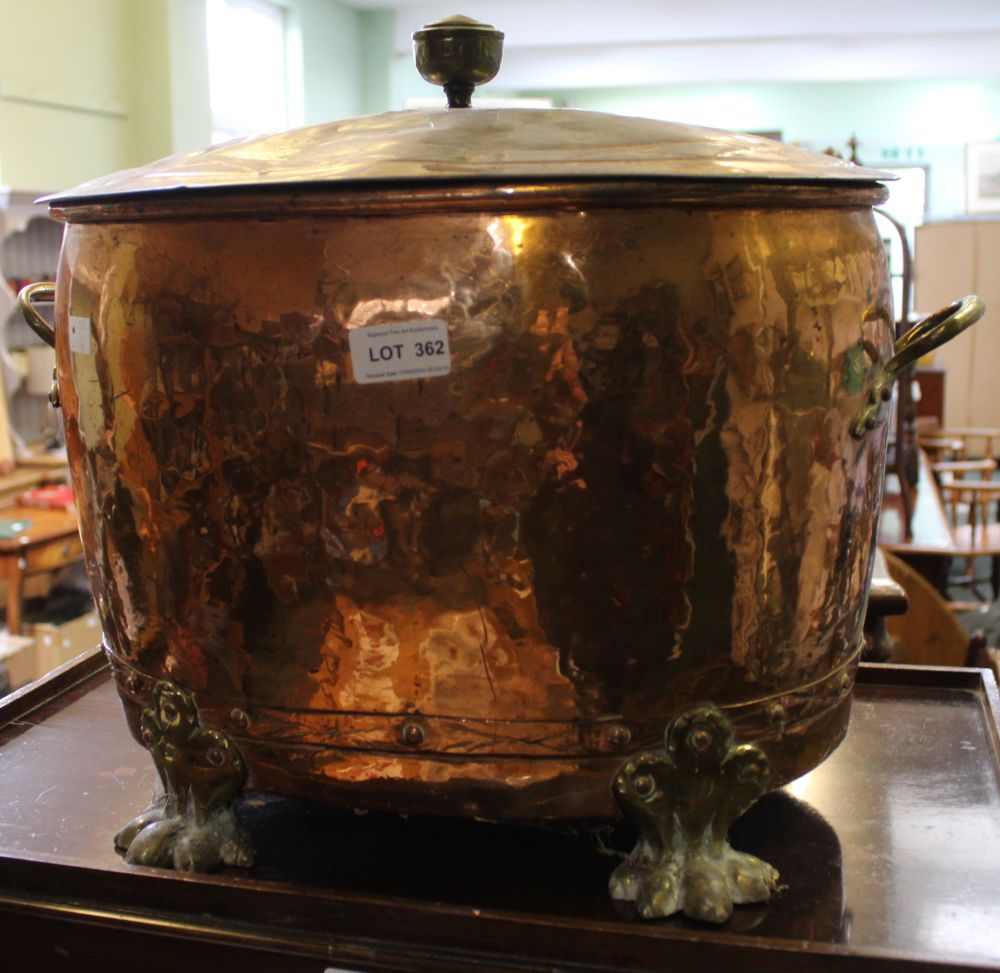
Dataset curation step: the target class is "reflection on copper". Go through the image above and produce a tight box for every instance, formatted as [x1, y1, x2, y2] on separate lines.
[45, 108, 891, 204]
[347, 296, 451, 330]
[59, 200, 891, 818]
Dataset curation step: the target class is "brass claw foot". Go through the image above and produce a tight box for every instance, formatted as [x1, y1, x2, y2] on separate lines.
[115, 681, 255, 872]
[610, 706, 779, 922]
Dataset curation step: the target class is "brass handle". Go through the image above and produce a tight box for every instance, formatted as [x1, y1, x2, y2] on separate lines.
[852, 294, 985, 438]
[17, 281, 57, 348]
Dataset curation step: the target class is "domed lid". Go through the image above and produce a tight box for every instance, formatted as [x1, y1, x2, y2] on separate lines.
[45, 14, 891, 207]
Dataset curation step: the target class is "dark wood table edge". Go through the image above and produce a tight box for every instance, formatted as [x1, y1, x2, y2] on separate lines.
[2, 865, 995, 973]
[3, 651, 1000, 973]
[0, 644, 107, 724]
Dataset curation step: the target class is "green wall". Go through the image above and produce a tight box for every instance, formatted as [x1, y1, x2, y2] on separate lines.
[358, 9, 394, 116]
[288, 0, 362, 126]
[0, 0, 365, 194]
[383, 48, 1000, 218]
[512, 78, 1000, 218]
[0, 0, 132, 191]
[126, 0, 212, 164]
[0, 1, 997, 220]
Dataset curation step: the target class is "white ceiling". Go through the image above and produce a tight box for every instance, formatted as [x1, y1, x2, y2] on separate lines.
[343, 0, 1000, 87]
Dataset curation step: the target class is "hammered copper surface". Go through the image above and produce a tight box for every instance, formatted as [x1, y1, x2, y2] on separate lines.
[55, 201, 891, 817]
[43, 108, 891, 206]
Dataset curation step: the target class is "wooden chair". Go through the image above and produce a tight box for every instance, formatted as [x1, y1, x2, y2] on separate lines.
[930, 432, 1000, 602]
[882, 550, 991, 669]
[938, 479, 1000, 603]
[931, 458, 996, 581]
[917, 434, 965, 463]
[930, 458, 997, 485]
[937, 427, 1000, 463]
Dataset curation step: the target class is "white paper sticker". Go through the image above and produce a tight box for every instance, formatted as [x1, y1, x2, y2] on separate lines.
[348, 319, 451, 385]
[69, 314, 92, 355]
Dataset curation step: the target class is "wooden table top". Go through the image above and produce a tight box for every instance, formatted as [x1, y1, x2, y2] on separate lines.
[879, 451, 956, 555]
[0, 505, 78, 553]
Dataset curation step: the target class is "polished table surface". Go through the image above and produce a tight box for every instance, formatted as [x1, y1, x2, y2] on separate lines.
[1, 654, 999, 972]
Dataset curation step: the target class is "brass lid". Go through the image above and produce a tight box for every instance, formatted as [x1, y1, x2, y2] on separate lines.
[45, 14, 890, 206]
[45, 108, 890, 207]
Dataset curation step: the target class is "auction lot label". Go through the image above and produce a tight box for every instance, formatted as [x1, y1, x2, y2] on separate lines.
[349, 319, 451, 385]
[69, 314, 92, 355]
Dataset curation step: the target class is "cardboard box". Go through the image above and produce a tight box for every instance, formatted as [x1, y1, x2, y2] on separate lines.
[31, 611, 101, 679]
[0, 631, 37, 689]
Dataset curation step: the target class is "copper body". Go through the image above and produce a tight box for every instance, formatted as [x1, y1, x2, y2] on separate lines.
[54, 186, 892, 818]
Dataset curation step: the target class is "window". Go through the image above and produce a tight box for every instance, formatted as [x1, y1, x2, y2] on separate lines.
[207, 0, 288, 144]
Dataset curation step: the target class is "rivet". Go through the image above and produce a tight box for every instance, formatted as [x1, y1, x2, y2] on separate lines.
[766, 702, 787, 726]
[124, 671, 141, 694]
[608, 724, 632, 748]
[689, 725, 713, 753]
[400, 721, 426, 746]
[206, 747, 226, 767]
[230, 707, 250, 731]
[633, 774, 655, 798]
[839, 672, 852, 693]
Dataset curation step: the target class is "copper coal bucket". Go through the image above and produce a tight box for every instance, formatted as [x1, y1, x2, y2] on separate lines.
[19, 17, 982, 921]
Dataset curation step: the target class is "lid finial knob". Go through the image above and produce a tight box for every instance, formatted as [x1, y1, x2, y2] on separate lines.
[412, 15, 504, 109]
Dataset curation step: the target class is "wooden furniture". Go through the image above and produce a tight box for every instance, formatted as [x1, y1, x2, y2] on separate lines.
[882, 550, 978, 666]
[0, 464, 68, 509]
[938, 427, 1000, 461]
[914, 365, 945, 426]
[0, 504, 82, 635]
[930, 457, 998, 593]
[939, 478, 1000, 527]
[2, 653, 1000, 971]
[879, 449, 957, 592]
[939, 479, 1000, 601]
[930, 458, 997, 481]
[921, 426, 1000, 460]
[863, 548, 908, 661]
[881, 445, 1000, 601]
[1, 202, 63, 459]
[916, 434, 965, 462]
